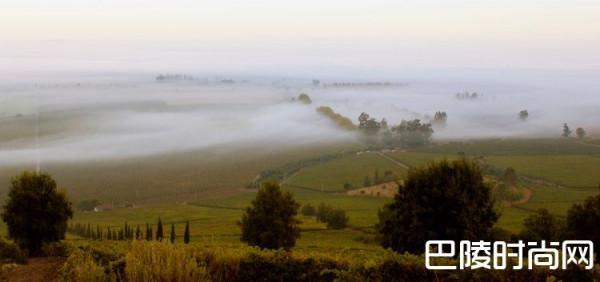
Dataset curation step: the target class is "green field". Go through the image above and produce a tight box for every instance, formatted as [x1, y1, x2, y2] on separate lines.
[286, 152, 407, 191]
[486, 155, 600, 188]
[1, 138, 598, 256]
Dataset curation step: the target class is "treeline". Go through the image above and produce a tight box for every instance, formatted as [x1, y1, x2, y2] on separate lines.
[358, 112, 434, 148]
[316, 106, 357, 130]
[68, 219, 191, 244]
[300, 203, 348, 229]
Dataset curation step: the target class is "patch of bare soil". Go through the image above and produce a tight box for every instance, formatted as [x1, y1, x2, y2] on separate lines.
[0, 257, 65, 282]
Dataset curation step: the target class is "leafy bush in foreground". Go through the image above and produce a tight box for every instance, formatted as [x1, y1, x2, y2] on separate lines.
[60, 241, 600, 282]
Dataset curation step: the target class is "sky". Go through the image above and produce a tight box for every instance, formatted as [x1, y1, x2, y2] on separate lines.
[1, 1, 600, 70]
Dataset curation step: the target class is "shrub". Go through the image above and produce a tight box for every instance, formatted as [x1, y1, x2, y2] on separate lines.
[0, 238, 27, 264]
[125, 241, 209, 282]
[324, 209, 348, 230]
[61, 249, 110, 282]
[315, 203, 348, 229]
[41, 241, 72, 257]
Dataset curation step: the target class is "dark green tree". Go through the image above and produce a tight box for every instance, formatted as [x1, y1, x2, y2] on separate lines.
[377, 159, 498, 254]
[135, 225, 141, 240]
[156, 218, 163, 241]
[146, 224, 152, 241]
[519, 208, 564, 242]
[183, 221, 190, 244]
[1, 171, 73, 255]
[316, 203, 333, 222]
[240, 182, 300, 250]
[324, 209, 348, 230]
[565, 194, 600, 255]
[562, 123, 572, 138]
[518, 110, 529, 121]
[169, 224, 175, 243]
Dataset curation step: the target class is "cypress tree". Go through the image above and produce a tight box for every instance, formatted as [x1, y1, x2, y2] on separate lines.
[170, 223, 175, 243]
[145, 223, 151, 241]
[156, 218, 163, 241]
[183, 221, 190, 244]
[107, 227, 112, 240]
[135, 225, 141, 240]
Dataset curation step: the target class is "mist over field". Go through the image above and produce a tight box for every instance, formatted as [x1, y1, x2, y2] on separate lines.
[1, 41, 599, 167]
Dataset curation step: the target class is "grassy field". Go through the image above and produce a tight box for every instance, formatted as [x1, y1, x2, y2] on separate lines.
[485, 155, 600, 188]
[286, 152, 407, 191]
[0, 141, 361, 204]
[1, 138, 598, 256]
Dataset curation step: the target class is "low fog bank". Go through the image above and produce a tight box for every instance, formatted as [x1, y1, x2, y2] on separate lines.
[1, 41, 599, 167]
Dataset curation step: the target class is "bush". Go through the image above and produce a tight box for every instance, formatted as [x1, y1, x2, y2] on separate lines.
[41, 241, 72, 257]
[315, 203, 348, 229]
[61, 249, 111, 282]
[124, 241, 209, 282]
[0, 238, 27, 264]
[324, 209, 348, 230]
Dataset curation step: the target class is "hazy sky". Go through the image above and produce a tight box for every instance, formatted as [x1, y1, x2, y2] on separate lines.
[2, 1, 599, 41]
[1, 1, 600, 70]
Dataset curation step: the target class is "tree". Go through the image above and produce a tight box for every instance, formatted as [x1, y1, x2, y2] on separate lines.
[519, 209, 564, 242]
[377, 159, 498, 254]
[183, 221, 190, 244]
[1, 171, 73, 255]
[433, 111, 448, 126]
[503, 167, 518, 186]
[324, 209, 348, 230]
[391, 119, 433, 147]
[169, 224, 175, 243]
[565, 194, 600, 255]
[145, 224, 152, 241]
[297, 93, 312, 104]
[314, 203, 348, 229]
[156, 218, 163, 241]
[518, 110, 529, 121]
[562, 123, 572, 138]
[316, 203, 333, 222]
[239, 182, 300, 250]
[357, 112, 380, 136]
[576, 127, 586, 140]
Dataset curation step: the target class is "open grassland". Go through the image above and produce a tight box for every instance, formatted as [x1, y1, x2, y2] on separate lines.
[486, 155, 600, 188]
[1, 138, 598, 256]
[420, 138, 600, 156]
[0, 141, 361, 205]
[286, 152, 407, 191]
